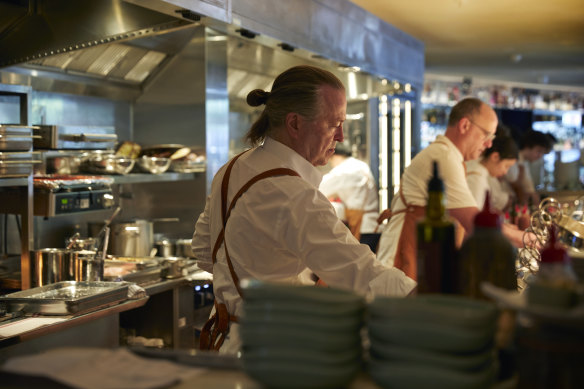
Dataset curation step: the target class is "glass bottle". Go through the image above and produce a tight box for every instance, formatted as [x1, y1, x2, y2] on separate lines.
[416, 161, 457, 293]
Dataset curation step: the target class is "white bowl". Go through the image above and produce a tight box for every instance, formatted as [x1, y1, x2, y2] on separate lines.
[368, 359, 495, 389]
[243, 358, 360, 389]
[368, 319, 495, 354]
[368, 294, 498, 330]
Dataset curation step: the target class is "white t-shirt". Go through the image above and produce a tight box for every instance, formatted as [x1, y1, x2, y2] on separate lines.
[192, 137, 416, 353]
[464, 159, 510, 212]
[377, 135, 477, 267]
[465, 159, 490, 210]
[319, 157, 379, 233]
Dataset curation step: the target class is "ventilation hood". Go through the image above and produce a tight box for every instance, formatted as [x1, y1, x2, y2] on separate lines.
[0, 0, 196, 83]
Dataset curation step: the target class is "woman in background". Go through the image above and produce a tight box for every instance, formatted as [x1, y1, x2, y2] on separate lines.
[466, 134, 519, 213]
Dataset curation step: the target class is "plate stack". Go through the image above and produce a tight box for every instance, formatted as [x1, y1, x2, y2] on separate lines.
[240, 280, 366, 389]
[367, 294, 499, 389]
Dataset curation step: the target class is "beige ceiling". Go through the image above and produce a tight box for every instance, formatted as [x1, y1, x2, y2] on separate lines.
[349, 0, 584, 90]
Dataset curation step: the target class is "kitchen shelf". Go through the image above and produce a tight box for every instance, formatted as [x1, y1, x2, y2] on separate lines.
[0, 177, 29, 187]
[110, 171, 204, 185]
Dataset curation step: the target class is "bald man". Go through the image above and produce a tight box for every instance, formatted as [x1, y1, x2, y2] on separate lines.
[377, 97, 525, 280]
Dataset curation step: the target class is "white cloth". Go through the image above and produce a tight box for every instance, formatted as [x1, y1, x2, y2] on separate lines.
[319, 157, 379, 233]
[192, 137, 416, 354]
[377, 135, 477, 267]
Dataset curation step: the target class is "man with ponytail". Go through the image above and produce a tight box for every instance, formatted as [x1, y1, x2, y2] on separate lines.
[192, 65, 415, 353]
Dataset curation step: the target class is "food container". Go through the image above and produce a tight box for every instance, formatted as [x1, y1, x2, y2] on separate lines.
[136, 155, 171, 174]
[0, 281, 130, 315]
[82, 151, 135, 175]
[33, 248, 75, 287]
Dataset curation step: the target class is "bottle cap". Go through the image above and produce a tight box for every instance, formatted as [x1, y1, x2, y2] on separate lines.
[428, 161, 443, 192]
[474, 191, 501, 228]
[540, 224, 569, 264]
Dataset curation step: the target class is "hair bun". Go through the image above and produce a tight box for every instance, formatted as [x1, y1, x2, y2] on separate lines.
[247, 89, 270, 107]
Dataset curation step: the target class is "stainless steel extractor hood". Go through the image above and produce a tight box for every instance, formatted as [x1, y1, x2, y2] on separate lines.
[0, 0, 196, 80]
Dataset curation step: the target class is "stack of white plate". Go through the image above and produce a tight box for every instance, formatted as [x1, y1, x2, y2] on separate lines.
[367, 294, 499, 389]
[240, 280, 365, 389]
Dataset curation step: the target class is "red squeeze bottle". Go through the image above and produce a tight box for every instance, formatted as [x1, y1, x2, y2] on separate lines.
[517, 205, 531, 231]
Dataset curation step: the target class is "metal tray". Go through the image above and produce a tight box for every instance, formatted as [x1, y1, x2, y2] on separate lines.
[0, 281, 129, 315]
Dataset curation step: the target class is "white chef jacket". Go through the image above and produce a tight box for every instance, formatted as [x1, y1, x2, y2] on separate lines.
[319, 157, 379, 233]
[377, 135, 477, 267]
[192, 137, 416, 354]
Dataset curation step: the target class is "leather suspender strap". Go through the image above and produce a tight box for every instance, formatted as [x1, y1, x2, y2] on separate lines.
[211, 150, 300, 298]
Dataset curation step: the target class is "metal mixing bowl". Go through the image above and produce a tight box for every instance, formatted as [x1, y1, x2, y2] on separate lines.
[83, 152, 135, 175]
[137, 155, 171, 174]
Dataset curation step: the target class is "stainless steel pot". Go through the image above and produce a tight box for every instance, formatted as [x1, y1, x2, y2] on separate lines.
[161, 257, 188, 279]
[175, 238, 194, 258]
[33, 248, 74, 287]
[155, 238, 174, 258]
[111, 220, 154, 257]
[71, 250, 103, 282]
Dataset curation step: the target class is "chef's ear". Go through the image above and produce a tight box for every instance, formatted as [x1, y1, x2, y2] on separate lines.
[285, 112, 302, 139]
[459, 117, 472, 135]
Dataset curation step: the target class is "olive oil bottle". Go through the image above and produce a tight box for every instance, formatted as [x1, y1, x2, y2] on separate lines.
[416, 161, 457, 293]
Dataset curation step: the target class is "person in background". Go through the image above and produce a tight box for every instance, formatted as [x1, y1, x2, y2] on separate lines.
[503, 129, 554, 206]
[192, 65, 415, 354]
[465, 130, 519, 213]
[319, 142, 379, 240]
[376, 97, 527, 280]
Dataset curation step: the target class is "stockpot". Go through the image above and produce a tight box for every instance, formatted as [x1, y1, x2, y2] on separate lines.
[111, 220, 154, 258]
[32, 248, 74, 287]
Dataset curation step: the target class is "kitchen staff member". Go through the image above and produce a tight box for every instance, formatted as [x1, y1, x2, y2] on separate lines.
[503, 129, 554, 206]
[376, 97, 526, 280]
[192, 65, 416, 354]
[465, 131, 519, 213]
[319, 142, 379, 240]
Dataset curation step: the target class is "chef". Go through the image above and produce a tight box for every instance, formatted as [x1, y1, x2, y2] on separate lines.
[465, 131, 519, 213]
[319, 142, 379, 240]
[376, 97, 527, 280]
[192, 65, 416, 354]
